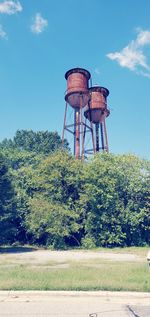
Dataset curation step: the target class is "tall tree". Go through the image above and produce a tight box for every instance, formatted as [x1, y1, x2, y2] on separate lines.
[0, 130, 69, 155]
[13, 130, 69, 154]
[25, 151, 84, 248]
[0, 153, 16, 243]
[80, 153, 150, 247]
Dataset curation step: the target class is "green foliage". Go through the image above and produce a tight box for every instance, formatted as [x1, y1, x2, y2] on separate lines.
[0, 153, 17, 243]
[24, 151, 84, 248]
[80, 153, 150, 247]
[1, 147, 43, 170]
[0, 129, 69, 155]
[0, 130, 149, 248]
[81, 236, 96, 249]
[26, 195, 80, 248]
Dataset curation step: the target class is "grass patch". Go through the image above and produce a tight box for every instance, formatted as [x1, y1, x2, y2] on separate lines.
[0, 261, 149, 292]
[0, 246, 149, 291]
[93, 246, 149, 256]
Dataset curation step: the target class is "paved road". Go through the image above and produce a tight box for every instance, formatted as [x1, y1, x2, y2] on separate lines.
[0, 291, 150, 317]
[128, 305, 150, 317]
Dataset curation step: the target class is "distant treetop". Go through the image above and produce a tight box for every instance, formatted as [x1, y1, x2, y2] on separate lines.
[0, 130, 69, 155]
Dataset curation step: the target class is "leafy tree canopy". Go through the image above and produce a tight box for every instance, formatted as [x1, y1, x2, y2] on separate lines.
[0, 153, 17, 243]
[0, 132, 149, 249]
[0, 130, 69, 155]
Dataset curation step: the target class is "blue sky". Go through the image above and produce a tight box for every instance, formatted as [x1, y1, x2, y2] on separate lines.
[0, 0, 150, 159]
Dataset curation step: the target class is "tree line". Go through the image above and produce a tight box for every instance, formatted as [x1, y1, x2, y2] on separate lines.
[0, 130, 149, 248]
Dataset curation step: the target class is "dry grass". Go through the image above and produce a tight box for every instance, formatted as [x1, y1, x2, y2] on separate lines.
[0, 246, 149, 291]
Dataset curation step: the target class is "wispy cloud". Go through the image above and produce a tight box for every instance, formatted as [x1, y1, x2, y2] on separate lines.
[0, 24, 7, 38]
[31, 13, 48, 34]
[107, 28, 150, 77]
[0, 0, 22, 15]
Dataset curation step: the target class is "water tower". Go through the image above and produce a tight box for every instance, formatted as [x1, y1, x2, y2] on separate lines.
[84, 86, 110, 152]
[62, 68, 95, 159]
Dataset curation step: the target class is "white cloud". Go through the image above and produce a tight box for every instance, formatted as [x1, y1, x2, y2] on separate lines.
[31, 13, 48, 34]
[136, 29, 150, 46]
[107, 29, 150, 77]
[0, 24, 7, 38]
[0, 0, 22, 15]
[107, 46, 149, 71]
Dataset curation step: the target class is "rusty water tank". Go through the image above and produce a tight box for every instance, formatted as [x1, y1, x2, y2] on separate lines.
[84, 86, 110, 123]
[65, 68, 91, 108]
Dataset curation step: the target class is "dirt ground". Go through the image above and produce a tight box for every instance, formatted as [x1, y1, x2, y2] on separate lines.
[0, 249, 144, 265]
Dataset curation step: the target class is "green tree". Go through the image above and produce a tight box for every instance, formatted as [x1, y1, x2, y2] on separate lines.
[81, 153, 150, 247]
[26, 195, 80, 248]
[121, 160, 150, 246]
[0, 153, 16, 244]
[25, 151, 84, 247]
[0, 130, 69, 155]
[0, 138, 149, 249]
[13, 130, 69, 154]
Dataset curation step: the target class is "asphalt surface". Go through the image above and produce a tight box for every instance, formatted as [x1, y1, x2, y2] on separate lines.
[128, 306, 150, 317]
[0, 291, 149, 317]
